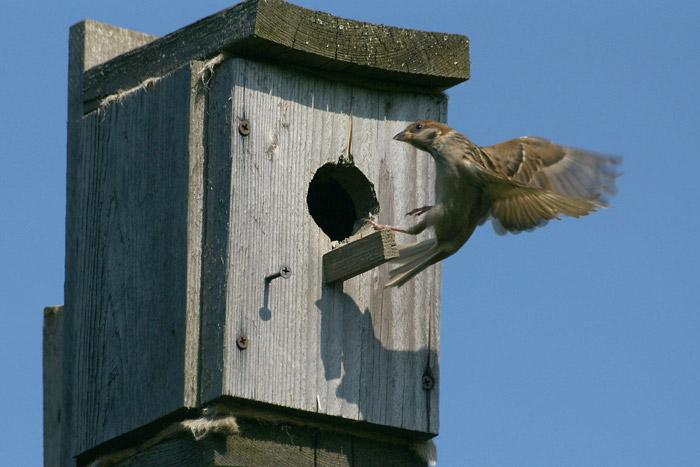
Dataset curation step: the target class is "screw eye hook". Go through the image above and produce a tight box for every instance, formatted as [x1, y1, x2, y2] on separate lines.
[265, 265, 292, 282]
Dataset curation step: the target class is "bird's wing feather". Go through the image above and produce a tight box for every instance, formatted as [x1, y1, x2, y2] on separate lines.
[481, 137, 621, 205]
[484, 181, 600, 233]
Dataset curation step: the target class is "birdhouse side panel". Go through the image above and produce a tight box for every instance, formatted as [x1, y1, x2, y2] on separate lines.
[66, 64, 200, 455]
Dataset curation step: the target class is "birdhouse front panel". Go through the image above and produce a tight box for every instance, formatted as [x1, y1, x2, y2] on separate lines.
[200, 58, 445, 434]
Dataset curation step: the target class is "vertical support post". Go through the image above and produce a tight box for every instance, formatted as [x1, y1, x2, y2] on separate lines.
[43, 306, 63, 467]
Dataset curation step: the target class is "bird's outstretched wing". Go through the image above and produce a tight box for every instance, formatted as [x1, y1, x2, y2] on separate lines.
[481, 137, 621, 203]
[483, 182, 601, 233]
[472, 137, 621, 233]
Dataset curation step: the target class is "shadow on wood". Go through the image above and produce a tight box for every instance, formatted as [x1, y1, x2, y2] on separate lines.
[317, 283, 439, 435]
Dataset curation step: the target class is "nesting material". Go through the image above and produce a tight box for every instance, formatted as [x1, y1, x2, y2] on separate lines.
[87, 404, 239, 467]
[99, 77, 161, 108]
[99, 51, 228, 110]
[181, 405, 239, 440]
[197, 53, 228, 85]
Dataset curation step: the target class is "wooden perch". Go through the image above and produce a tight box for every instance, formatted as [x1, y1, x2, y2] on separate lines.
[323, 230, 398, 283]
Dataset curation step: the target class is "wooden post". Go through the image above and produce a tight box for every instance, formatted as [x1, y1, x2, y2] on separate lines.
[54, 0, 469, 465]
[43, 306, 64, 467]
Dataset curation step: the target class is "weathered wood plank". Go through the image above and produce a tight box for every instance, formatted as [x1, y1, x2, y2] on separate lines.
[75, 20, 157, 72]
[323, 230, 398, 283]
[66, 62, 206, 456]
[308, 69, 443, 435]
[200, 57, 444, 435]
[43, 306, 63, 467]
[250, 0, 469, 90]
[82, 0, 469, 109]
[185, 61, 208, 411]
[68, 20, 156, 117]
[117, 423, 430, 467]
[64, 21, 159, 466]
[113, 400, 432, 466]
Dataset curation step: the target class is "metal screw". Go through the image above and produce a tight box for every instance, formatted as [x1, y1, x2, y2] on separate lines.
[422, 373, 435, 390]
[265, 265, 292, 282]
[236, 334, 248, 350]
[238, 120, 250, 136]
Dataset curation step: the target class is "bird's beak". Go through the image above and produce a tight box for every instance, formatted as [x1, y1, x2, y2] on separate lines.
[394, 130, 411, 141]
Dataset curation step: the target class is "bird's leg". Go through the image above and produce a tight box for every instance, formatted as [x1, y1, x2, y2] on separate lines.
[406, 205, 433, 217]
[366, 217, 430, 236]
[366, 220, 410, 234]
[405, 217, 429, 235]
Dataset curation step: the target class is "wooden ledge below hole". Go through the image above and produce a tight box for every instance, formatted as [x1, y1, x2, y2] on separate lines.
[323, 229, 398, 283]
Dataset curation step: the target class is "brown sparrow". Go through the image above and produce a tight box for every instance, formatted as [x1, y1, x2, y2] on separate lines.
[369, 121, 621, 287]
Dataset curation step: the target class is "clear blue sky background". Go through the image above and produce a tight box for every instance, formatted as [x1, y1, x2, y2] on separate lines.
[2, 1, 699, 465]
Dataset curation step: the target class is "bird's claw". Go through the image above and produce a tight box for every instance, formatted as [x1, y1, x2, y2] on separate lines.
[365, 219, 409, 234]
[405, 205, 433, 217]
[366, 219, 386, 231]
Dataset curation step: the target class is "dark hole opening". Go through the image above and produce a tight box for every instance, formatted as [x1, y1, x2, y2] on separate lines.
[307, 163, 379, 241]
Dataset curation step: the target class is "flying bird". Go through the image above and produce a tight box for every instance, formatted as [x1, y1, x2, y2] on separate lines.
[368, 120, 621, 287]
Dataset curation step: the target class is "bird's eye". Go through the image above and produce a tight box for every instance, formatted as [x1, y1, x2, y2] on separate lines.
[415, 124, 423, 130]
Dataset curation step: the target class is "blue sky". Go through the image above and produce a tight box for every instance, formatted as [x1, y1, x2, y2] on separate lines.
[1, 1, 699, 465]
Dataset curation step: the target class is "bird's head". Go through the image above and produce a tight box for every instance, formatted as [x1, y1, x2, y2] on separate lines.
[394, 120, 452, 152]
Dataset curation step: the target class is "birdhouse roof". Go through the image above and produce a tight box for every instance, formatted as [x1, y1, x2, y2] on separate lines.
[81, 0, 470, 111]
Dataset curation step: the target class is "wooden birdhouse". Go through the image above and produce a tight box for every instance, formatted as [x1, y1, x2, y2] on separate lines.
[49, 0, 469, 464]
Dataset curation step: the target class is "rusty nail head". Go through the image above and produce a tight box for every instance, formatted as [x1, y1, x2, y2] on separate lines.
[237, 334, 248, 349]
[422, 374, 434, 390]
[239, 120, 250, 136]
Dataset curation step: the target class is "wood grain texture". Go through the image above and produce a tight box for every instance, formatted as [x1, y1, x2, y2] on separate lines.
[185, 61, 208, 410]
[65, 12, 450, 460]
[63, 21, 159, 466]
[69, 21, 157, 116]
[117, 416, 430, 467]
[107, 398, 432, 466]
[323, 230, 399, 283]
[65, 63, 205, 456]
[82, 0, 469, 108]
[249, 0, 469, 91]
[43, 306, 64, 467]
[200, 58, 444, 435]
[76, 20, 157, 72]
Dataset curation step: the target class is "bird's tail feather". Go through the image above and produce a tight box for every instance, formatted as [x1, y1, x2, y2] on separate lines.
[385, 238, 444, 288]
